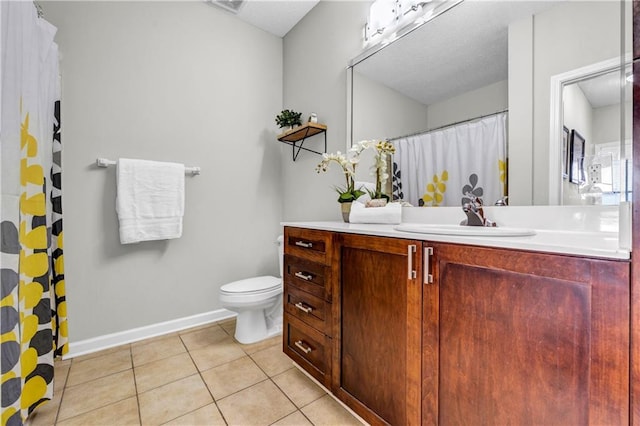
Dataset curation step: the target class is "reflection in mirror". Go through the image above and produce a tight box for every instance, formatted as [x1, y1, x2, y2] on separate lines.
[349, 0, 631, 206]
[553, 64, 632, 206]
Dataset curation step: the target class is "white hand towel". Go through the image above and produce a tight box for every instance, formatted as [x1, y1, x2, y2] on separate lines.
[349, 201, 402, 224]
[116, 158, 185, 244]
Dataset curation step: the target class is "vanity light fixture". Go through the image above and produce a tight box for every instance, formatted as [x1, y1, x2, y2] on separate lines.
[363, 0, 461, 49]
[203, 0, 245, 14]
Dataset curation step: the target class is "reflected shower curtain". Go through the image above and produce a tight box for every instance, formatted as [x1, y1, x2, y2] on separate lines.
[392, 112, 507, 207]
[1, 3, 67, 425]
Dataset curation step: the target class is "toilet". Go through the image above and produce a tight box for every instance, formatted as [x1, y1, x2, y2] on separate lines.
[219, 235, 284, 344]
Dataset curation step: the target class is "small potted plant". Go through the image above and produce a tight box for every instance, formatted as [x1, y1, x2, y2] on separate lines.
[315, 143, 370, 222]
[275, 109, 303, 130]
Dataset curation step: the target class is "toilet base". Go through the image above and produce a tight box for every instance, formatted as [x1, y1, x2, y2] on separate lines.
[234, 310, 282, 344]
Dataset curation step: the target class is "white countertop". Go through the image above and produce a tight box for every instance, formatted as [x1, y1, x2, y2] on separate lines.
[282, 218, 630, 261]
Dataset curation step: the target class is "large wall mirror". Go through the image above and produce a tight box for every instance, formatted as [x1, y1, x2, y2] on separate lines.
[348, 0, 632, 207]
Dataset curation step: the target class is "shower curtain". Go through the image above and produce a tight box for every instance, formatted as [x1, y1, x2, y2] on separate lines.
[1, 2, 67, 425]
[391, 112, 507, 207]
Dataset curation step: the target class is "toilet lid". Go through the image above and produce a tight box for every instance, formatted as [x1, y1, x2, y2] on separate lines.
[220, 276, 281, 294]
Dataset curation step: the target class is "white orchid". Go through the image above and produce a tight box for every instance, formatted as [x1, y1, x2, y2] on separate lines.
[316, 147, 366, 202]
[316, 139, 395, 202]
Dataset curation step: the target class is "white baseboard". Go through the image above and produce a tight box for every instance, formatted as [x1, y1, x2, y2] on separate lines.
[65, 309, 237, 359]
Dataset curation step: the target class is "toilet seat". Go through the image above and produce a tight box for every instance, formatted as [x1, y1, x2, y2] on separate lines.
[220, 276, 281, 295]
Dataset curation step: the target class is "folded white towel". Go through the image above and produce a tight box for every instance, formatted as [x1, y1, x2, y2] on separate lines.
[116, 158, 185, 244]
[349, 201, 402, 224]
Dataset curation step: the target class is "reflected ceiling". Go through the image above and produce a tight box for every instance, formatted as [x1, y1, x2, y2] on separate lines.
[354, 1, 556, 106]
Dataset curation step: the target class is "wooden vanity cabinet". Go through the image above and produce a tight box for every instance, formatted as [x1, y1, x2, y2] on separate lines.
[332, 233, 422, 426]
[282, 227, 630, 425]
[282, 227, 334, 387]
[424, 242, 630, 425]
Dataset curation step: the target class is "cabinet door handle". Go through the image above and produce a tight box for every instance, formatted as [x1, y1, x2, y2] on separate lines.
[424, 246, 434, 284]
[294, 302, 313, 314]
[295, 240, 313, 248]
[294, 271, 313, 281]
[407, 244, 417, 279]
[294, 340, 312, 354]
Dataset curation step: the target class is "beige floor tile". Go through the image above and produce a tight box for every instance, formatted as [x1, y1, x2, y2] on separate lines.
[239, 334, 282, 355]
[219, 319, 236, 336]
[217, 380, 296, 426]
[177, 322, 222, 335]
[179, 325, 229, 352]
[250, 345, 294, 377]
[201, 356, 267, 400]
[134, 352, 197, 393]
[189, 337, 246, 371]
[55, 357, 72, 367]
[131, 332, 180, 348]
[272, 368, 326, 408]
[66, 347, 132, 387]
[71, 344, 130, 362]
[270, 410, 313, 426]
[54, 361, 71, 392]
[138, 374, 213, 425]
[58, 370, 136, 421]
[132, 335, 186, 367]
[56, 397, 140, 426]
[28, 394, 62, 426]
[301, 395, 363, 426]
[161, 403, 226, 426]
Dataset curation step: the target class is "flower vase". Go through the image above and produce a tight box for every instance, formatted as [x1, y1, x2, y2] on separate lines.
[340, 202, 352, 223]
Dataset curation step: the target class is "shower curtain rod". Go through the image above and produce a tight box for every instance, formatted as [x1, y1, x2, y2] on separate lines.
[388, 109, 508, 142]
[95, 158, 201, 176]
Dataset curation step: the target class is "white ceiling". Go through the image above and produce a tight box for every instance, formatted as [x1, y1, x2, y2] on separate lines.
[205, 0, 320, 37]
[355, 1, 629, 110]
[208, 0, 628, 108]
[577, 69, 632, 109]
[355, 1, 556, 107]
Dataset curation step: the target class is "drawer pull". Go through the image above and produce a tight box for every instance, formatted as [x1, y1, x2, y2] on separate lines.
[424, 246, 434, 284]
[294, 272, 313, 281]
[407, 244, 417, 280]
[295, 241, 313, 248]
[294, 302, 313, 314]
[295, 340, 312, 354]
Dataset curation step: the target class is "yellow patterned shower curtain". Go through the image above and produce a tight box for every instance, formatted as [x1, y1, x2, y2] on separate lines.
[1, 3, 68, 425]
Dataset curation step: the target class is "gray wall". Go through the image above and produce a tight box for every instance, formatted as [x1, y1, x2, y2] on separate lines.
[593, 102, 632, 146]
[530, 1, 621, 205]
[426, 80, 508, 130]
[352, 71, 429, 143]
[282, 1, 370, 221]
[43, 1, 284, 342]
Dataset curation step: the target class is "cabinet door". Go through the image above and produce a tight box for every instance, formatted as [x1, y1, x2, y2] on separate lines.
[334, 234, 422, 426]
[423, 242, 629, 426]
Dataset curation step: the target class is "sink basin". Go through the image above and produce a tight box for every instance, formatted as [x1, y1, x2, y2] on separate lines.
[394, 224, 536, 237]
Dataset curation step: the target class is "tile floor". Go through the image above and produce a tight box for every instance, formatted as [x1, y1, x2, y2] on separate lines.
[27, 319, 363, 426]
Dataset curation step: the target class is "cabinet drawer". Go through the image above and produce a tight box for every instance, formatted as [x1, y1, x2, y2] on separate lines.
[283, 314, 331, 387]
[285, 284, 331, 336]
[284, 255, 331, 301]
[284, 227, 332, 265]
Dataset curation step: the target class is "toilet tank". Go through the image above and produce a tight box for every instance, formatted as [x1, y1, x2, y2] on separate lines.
[277, 235, 284, 277]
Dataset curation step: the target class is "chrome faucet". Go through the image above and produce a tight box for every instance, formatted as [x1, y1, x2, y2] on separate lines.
[460, 194, 497, 227]
[494, 196, 509, 206]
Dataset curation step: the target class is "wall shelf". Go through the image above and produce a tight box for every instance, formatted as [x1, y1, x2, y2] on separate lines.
[277, 122, 327, 161]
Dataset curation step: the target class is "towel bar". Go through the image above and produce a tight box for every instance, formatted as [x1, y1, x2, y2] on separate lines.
[95, 158, 201, 176]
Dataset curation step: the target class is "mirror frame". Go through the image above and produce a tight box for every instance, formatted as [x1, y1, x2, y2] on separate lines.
[548, 56, 631, 204]
[631, 1, 639, 418]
